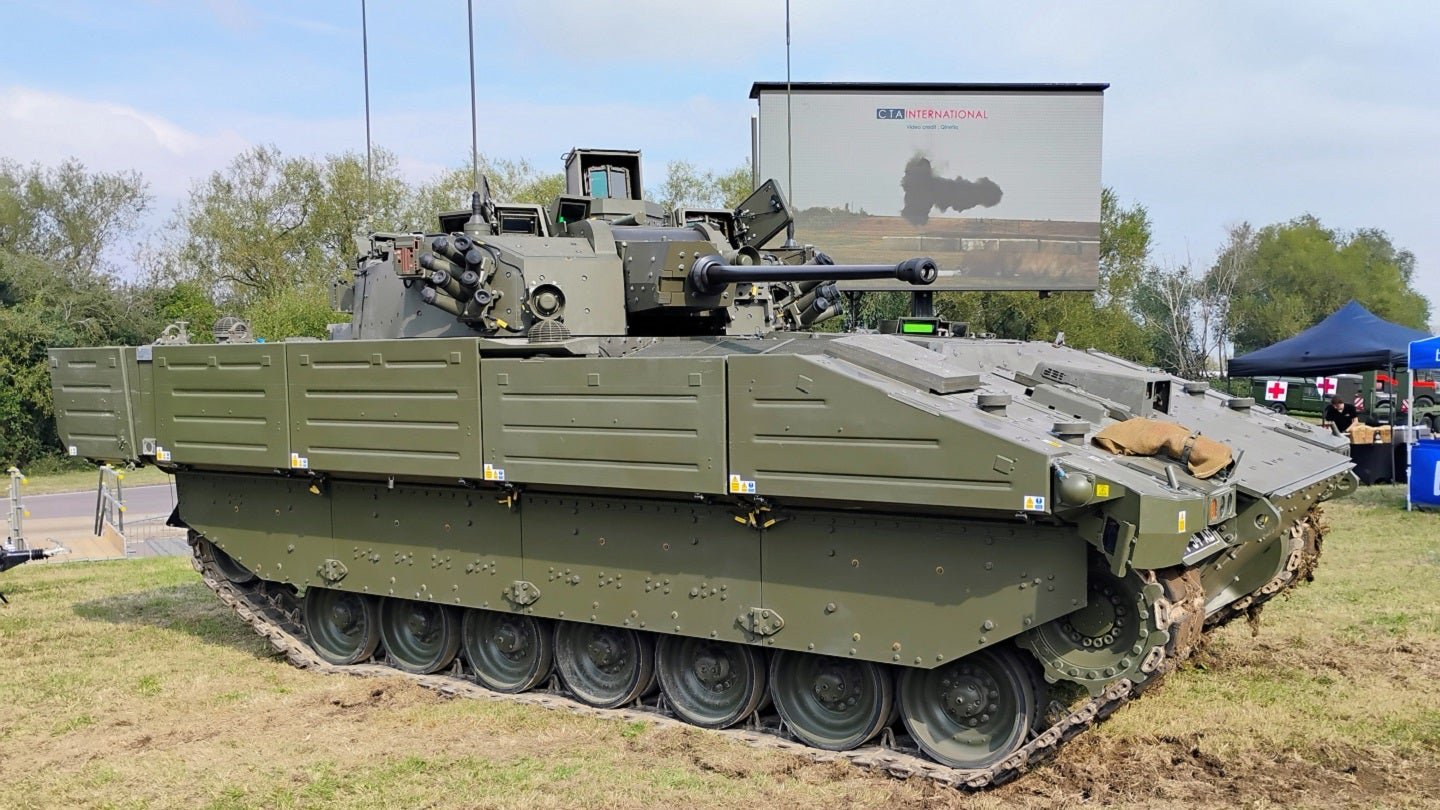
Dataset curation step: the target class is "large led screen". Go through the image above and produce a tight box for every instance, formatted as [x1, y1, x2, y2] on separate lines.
[752, 83, 1105, 291]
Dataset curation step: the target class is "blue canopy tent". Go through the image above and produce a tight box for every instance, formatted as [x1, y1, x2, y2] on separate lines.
[1407, 334, 1440, 510]
[1229, 300, 1432, 376]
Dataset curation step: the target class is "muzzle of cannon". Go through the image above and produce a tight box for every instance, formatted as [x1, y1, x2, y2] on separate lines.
[688, 255, 938, 296]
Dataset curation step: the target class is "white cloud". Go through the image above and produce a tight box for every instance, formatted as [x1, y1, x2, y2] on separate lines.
[0, 85, 249, 199]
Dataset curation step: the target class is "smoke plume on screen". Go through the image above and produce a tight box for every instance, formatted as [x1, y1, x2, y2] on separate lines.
[900, 156, 1003, 226]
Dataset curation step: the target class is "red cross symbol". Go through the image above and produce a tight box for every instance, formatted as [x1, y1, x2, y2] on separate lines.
[1315, 377, 1337, 396]
[1265, 381, 1288, 400]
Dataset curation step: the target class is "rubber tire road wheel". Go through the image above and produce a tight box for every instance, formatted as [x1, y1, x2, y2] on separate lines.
[656, 636, 767, 729]
[553, 622, 655, 709]
[462, 609, 553, 693]
[898, 647, 1038, 769]
[378, 598, 462, 675]
[768, 651, 893, 751]
[304, 588, 381, 666]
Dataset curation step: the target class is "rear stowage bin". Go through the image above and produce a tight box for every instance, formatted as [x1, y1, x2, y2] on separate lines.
[152, 343, 290, 469]
[48, 347, 139, 463]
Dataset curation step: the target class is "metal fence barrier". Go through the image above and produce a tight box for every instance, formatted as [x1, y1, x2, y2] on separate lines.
[5, 467, 27, 550]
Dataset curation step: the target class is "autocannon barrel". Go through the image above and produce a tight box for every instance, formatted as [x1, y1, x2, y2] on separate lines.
[688, 255, 938, 296]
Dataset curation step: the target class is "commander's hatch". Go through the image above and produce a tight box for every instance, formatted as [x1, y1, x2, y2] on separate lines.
[733, 179, 792, 250]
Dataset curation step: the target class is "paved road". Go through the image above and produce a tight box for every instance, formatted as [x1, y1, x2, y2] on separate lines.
[21, 483, 178, 520]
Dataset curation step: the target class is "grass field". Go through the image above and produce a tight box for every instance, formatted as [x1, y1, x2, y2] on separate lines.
[1, 486, 1436, 809]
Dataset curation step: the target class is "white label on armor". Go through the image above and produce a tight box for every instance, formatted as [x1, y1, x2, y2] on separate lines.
[1023, 495, 1046, 511]
[729, 474, 756, 494]
[1177, 510, 1188, 532]
[484, 463, 506, 482]
[156, 447, 171, 462]
[68, 445, 78, 456]
[289, 453, 309, 470]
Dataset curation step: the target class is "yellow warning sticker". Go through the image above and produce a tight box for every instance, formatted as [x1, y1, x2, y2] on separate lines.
[728, 474, 756, 494]
[1023, 495, 1047, 511]
[483, 463, 506, 482]
[289, 452, 309, 470]
[1095, 483, 1110, 497]
[155, 447, 172, 462]
[1177, 510, 1187, 533]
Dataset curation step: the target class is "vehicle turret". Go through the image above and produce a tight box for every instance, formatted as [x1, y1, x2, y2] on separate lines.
[336, 152, 935, 341]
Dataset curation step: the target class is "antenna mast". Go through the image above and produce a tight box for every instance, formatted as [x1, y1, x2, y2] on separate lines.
[467, 0, 480, 194]
[464, 0, 487, 232]
[782, 0, 798, 248]
[360, 0, 373, 230]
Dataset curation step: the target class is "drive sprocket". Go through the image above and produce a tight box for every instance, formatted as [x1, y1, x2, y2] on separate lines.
[1016, 556, 1202, 696]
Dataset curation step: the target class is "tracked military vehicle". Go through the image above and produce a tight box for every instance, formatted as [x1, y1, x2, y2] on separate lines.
[48, 148, 1354, 787]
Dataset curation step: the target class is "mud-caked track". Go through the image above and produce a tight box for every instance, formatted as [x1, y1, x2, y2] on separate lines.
[189, 511, 1324, 791]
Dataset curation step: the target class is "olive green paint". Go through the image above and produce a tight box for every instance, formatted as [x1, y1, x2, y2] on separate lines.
[45, 347, 137, 463]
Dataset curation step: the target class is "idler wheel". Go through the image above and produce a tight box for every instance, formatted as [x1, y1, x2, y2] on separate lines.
[656, 637, 767, 729]
[1016, 556, 1171, 695]
[462, 610, 553, 693]
[378, 598, 462, 674]
[769, 651, 893, 751]
[898, 646, 1040, 769]
[303, 587, 381, 666]
[554, 622, 655, 709]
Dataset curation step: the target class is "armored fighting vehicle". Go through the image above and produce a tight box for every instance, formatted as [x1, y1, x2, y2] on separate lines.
[47, 149, 1355, 787]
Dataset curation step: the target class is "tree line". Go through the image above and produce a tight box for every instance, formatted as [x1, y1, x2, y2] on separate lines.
[0, 148, 1429, 466]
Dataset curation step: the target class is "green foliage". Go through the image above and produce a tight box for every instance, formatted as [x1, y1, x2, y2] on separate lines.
[0, 306, 60, 464]
[407, 157, 564, 231]
[715, 159, 754, 208]
[0, 157, 149, 283]
[0, 158, 152, 465]
[1098, 187, 1151, 304]
[153, 281, 220, 339]
[171, 145, 414, 305]
[174, 145, 328, 304]
[244, 285, 341, 341]
[1224, 216, 1429, 355]
[651, 159, 753, 211]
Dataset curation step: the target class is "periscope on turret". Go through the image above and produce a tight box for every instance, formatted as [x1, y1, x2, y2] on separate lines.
[45, 147, 1355, 785]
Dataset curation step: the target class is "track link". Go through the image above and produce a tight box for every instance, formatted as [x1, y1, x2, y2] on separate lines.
[187, 513, 1303, 791]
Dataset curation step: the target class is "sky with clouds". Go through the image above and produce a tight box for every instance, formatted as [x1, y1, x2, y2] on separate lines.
[1, 0, 1436, 322]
